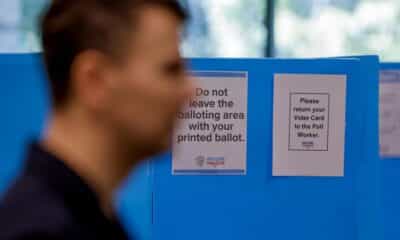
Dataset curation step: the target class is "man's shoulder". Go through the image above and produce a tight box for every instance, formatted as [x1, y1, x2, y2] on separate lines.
[0, 174, 74, 239]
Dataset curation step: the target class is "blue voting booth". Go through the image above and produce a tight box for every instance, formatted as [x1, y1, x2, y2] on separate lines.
[153, 57, 382, 240]
[0, 54, 383, 240]
[379, 62, 400, 240]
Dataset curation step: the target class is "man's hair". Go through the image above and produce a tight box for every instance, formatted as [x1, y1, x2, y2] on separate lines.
[41, 0, 187, 107]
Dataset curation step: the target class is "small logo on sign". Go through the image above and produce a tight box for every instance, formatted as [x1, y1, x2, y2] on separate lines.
[302, 141, 314, 149]
[206, 157, 225, 168]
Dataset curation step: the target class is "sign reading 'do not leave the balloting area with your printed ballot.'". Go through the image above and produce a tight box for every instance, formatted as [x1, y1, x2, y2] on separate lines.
[172, 71, 248, 175]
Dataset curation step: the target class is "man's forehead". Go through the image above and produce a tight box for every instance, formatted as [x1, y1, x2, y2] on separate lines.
[135, 5, 182, 33]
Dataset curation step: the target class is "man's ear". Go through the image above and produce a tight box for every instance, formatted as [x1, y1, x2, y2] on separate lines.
[70, 50, 113, 112]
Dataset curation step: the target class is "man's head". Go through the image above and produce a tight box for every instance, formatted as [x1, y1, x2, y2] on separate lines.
[41, 0, 194, 157]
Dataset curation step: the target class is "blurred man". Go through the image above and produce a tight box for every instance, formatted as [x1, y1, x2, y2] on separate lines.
[0, 0, 193, 239]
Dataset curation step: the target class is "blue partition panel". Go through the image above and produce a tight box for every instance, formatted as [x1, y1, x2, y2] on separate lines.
[379, 62, 400, 240]
[351, 56, 381, 240]
[152, 58, 381, 240]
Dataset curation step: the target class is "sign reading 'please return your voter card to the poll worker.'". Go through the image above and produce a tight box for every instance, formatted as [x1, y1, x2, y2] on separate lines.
[273, 74, 347, 177]
[172, 72, 248, 175]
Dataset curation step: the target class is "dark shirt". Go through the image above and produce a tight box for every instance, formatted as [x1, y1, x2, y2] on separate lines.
[0, 143, 131, 240]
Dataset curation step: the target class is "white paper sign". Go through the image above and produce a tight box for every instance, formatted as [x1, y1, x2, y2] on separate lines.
[380, 70, 400, 157]
[273, 74, 347, 176]
[172, 72, 248, 175]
